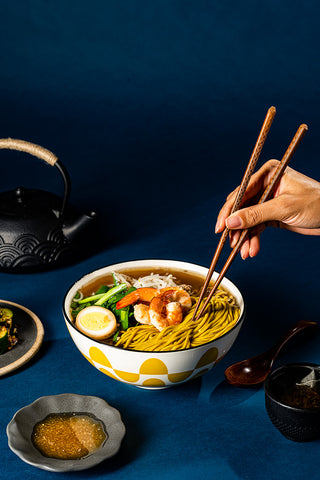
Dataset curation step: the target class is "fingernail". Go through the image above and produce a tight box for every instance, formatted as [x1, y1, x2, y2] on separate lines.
[226, 216, 242, 229]
[241, 250, 248, 260]
[215, 220, 223, 233]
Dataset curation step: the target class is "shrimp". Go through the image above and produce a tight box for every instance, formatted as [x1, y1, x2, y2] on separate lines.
[117, 285, 192, 331]
[148, 287, 192, 331]
[156, 287, 192, 312]
[166, 301, 184, 325]
[116, 287, 157, 310]
[133, 304, 152, 325]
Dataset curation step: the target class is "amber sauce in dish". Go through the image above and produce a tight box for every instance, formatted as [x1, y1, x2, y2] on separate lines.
[32, 413, 107, 460]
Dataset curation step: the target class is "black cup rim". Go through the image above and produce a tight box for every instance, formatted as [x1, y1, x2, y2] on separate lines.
[265, 362, 320, 413]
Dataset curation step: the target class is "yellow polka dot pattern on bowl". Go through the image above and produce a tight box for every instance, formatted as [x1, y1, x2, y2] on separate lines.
[139, 358, 168, 375]
[87, 346, 219, 388]
[88, 347, 112, 368]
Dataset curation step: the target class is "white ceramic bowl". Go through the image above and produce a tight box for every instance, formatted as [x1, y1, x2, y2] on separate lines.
[63, 259, 245, 389]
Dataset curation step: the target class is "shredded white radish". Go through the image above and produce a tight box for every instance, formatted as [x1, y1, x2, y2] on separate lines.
[112, 273, 134, 287]
[133, 273, 178, 289]
[112, 272, 179, 289]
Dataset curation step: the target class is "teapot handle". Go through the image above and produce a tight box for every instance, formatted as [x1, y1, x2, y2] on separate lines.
[0, 138, 71, 218]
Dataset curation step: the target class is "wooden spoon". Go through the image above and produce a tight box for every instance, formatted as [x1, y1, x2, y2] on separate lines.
[224, 320, 318, 387]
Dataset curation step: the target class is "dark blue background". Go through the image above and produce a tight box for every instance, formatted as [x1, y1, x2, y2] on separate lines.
[1, 2, 319, 479]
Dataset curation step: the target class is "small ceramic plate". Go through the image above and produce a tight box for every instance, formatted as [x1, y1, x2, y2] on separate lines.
[7, 393, 126, 472]
[0, 300, 44, 376]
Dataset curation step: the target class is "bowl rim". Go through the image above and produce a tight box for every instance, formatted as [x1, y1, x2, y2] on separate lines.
[265, 362, 320, 413]
[62, 258, 246, 354]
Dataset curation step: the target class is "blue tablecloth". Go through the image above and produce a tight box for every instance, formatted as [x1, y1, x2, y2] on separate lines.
[1, 1, 320, 479]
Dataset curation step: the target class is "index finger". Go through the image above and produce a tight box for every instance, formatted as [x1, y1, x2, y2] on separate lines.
[215, 189, 238, 232]
[215, 159, 281, 233]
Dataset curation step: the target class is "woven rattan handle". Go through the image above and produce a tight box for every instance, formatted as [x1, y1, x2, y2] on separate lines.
[0, 138, 58, 166]
[0, 137, 71, 217]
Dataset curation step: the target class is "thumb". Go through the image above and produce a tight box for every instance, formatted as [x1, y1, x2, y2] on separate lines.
[226, 198, 281, 230]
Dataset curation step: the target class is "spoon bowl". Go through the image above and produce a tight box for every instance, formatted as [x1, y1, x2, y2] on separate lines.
[225, 320, 318, 387]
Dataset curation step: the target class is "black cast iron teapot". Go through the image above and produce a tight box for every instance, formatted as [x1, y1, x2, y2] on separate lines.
[0, 138, 97, 272]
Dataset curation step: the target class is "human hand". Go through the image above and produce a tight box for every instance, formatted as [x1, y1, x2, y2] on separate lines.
[215, 160, 320, 259]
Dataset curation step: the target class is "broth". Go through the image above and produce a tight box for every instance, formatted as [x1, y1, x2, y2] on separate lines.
[81, 266, 213, 297]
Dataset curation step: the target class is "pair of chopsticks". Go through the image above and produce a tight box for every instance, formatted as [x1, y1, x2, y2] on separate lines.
[192, 107, 308, 321]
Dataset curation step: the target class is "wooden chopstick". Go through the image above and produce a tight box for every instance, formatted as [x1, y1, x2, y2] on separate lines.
[191, 106, 276, 321]
[194, 123, 308, 321]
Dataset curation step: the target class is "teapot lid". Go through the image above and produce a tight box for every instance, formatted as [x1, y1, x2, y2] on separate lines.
[0, 187, 61, 219]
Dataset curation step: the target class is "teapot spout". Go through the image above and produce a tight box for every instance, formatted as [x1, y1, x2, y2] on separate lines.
[62, 211, 97, 242]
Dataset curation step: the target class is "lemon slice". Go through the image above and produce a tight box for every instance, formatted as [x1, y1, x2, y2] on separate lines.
[75, 306, 117, 340]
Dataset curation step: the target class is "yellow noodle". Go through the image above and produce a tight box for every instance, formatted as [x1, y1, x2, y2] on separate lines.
[114, 287, 240, 352]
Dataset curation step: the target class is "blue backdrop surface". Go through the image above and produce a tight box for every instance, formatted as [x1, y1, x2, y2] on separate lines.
[0, 1, 319, 479]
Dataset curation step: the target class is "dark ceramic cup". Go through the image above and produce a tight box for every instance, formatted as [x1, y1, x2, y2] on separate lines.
[265, 363, 320, 442]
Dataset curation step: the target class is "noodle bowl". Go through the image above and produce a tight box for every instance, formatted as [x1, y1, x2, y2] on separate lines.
[114, 289, 240, 351]
[63, 260, 245, 389]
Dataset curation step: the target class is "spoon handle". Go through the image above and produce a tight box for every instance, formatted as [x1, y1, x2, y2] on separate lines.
[268, 320, 318, 367]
